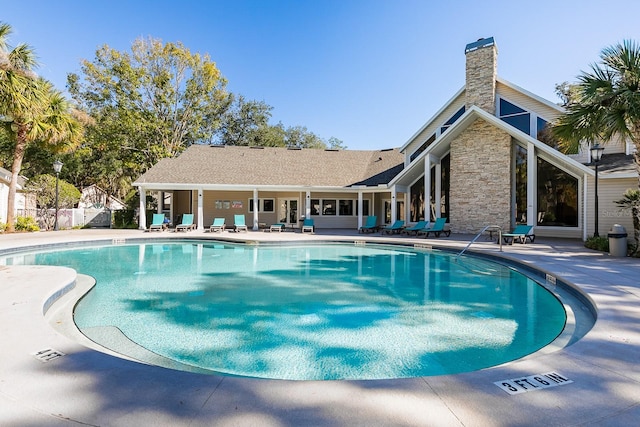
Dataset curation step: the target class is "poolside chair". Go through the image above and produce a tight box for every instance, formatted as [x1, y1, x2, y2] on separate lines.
[148, 213, 166, 231]
[209, 217, 226, 233]
[403, 220, 429, 236]
[418, 217, 450, 237]
[358, 215, 380, 233]
[502, 225, 535, 244]
[234, 214, 248, 232]
[269, 223, 285, 232]
[381, 220, 405, 234]
[175, 213, 196, 232]
[301, 218, 315, 233]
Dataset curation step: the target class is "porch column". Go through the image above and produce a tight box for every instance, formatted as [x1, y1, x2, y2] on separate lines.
[424, 156, 432, 221]
[357, 191, 363, 228]
[157, 192, 163, 213]
[435, 161, 442, 219]
[253, 189, 259, 230]
[138, 186, 146, 229]
[305, 191, 311, 218]
[407, 186, 412, 222]
[197, 188, 204, 230]
[527, 142, 536, 227]
[391, 186, 397, 222]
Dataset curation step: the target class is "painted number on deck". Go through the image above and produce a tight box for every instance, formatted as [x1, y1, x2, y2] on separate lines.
[494, 372, 572, 395]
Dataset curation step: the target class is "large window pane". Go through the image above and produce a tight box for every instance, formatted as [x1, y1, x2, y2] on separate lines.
[263, 199, 274, 212]
[499, 99, 526, 115]
[410, 177, 425, 221]
[322, 200, 336, 215]
[339, 200, 353, 216]
[537, 158, 578, 227]
[311, 199, 320, 216]
[410, 134, 436, 162]
[515, 145, 527, 223]
[501, 114, 530, 135]
[441, 106, 465, 134]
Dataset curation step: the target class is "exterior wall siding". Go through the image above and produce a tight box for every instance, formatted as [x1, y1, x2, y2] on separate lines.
[585, 177, 636, 237]
[449, 119, 512, 233]
[404, 95, 466, 162]
[496, 82, 562, 122]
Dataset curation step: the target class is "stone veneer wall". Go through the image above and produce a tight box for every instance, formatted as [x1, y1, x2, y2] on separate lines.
[449, 119, 512, 233]
[465, 43, 497, 114]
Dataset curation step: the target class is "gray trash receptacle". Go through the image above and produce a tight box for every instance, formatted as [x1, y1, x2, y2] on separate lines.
[608, 224, 628, 257]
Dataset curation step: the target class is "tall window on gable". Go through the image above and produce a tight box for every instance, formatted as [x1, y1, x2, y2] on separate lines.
[440, 106, 465, 134]
[515, 145, 528, 223]
[537, 158, 578, 227]
[499, 99, 530, 135]
[536, 117, 561, 149]
[410, 134, 435, 162]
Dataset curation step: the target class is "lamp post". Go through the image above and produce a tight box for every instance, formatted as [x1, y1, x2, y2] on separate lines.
[53, 160, 63, 231]
[590, 143, 604, 237]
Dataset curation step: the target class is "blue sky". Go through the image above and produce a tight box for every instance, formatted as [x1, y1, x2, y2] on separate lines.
[4, 0, 640, 150]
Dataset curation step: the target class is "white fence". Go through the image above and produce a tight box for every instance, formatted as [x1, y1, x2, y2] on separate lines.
[17, 208, 113, 229]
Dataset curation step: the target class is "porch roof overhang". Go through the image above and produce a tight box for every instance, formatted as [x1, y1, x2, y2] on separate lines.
[134, 182, 394, 194]
[390, 105, 595, 187]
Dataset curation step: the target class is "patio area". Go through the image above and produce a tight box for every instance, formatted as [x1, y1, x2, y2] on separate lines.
[1, 228, 639, 426]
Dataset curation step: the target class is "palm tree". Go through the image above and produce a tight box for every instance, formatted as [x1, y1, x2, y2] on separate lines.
[0, 22, 82, 232]
[553, 40, 640, 177]
[553, 40, 640, 249]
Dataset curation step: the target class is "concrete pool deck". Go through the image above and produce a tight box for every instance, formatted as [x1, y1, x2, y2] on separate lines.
[0, 228, 639, 426]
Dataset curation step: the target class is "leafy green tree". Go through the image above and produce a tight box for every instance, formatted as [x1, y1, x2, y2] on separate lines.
[24, 174, 81, 230]
[0, 22, 83, 232]
[217, 95, 273, 145]
[554, 81, 581, 108]
[68, 36, 233, 179]
[284, 125, 326, 148]
[327, 136, 347, 150]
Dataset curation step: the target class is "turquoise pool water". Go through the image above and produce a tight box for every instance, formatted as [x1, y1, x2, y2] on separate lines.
[2, 241, 566, 380]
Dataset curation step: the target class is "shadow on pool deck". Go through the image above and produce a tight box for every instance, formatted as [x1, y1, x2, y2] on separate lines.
[1, 228, 639, 426]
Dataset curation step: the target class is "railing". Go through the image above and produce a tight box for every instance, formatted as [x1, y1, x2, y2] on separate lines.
[456, 225, 502, 260]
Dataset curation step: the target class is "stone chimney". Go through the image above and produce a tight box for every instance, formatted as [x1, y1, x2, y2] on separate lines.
[464, 37, 497, 115]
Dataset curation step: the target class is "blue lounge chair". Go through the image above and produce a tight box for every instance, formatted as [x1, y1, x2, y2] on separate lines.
[234, 214, 248, 232]
[175, 213, 195, 231]
[209, 217, 226, 232]
[301, 218, 315, 233]
[269, 223, 285, 232]
[148, 213, 166, 231]
[418, 217, 450, 237]
[502, 225, 535, 244]
[359, 215, 379, 233]
[381, 220, 405, 234]
[403, 220, 429, 235]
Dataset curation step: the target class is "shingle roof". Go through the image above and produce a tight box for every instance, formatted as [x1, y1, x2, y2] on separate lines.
[134, 145, 404, 188]
[593, 153, 636, 176]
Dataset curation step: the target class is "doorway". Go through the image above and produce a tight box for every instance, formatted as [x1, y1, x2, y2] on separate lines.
[278, 199, 299, 228]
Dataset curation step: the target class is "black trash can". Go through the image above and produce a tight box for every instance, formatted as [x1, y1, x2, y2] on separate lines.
[608, 224, 628, 257]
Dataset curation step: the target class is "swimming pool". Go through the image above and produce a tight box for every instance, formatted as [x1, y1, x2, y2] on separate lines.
[3, 240, 571, 380]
